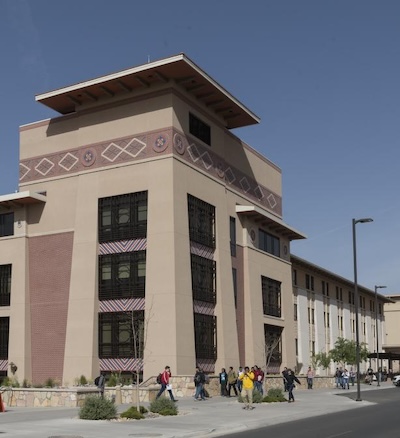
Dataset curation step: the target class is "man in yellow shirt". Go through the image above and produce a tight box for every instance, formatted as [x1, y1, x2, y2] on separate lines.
[239, 366, 255, 410]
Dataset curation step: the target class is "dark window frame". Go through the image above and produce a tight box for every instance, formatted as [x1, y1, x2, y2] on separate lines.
[191, 254, 216, 304]
[189, 112, 211, 146]
[98, 311, 144, 359]
[229, 216, 236, 257]
[0, 264, 11, 306]
[258, 229, 280, 257]
[0, 317, 9, 359]
[187, 194, 215, 249]
[194, 313, 217, 360]
[99, 251, 146, 300]
[98, 191, 147, 243]
[0, 212, 14, 237]
[261, 276, 281, 318]
[264, 324, 282, 365]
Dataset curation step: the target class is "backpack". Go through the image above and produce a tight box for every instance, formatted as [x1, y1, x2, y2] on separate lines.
[156, 373, 162, 384]
[94, 375, 100, 386]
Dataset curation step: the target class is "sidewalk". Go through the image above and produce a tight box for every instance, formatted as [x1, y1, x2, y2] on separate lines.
[0, 381, 394, 438]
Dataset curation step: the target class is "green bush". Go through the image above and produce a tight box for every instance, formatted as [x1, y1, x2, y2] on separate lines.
[149, 398, 178, 416]
[79, 396, 117, 420]
[120, 406, 145, 420]
[262, 388, 286, 403]
[79, 375, 88, 386]
[44, 378, 55, 388]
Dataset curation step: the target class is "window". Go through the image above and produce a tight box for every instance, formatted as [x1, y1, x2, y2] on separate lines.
[188, 194, 215, 248]
[261, 276, 281, 317]
[0, 264, 11, 306]
[322, 281, 330, 297]
[194, 313, 217, 359]
[189, 113, 211, 146]
[229, 217, 236, 257]
[264, 324, 282, 366]
[232, 268, 237, 308]
[99, 191, 147, 243]
[336, 287, 343, 301]
[259, 229, 280, 257]
[294, 303, 297, 321]
[0, 212, 14, 237]
[99, 251, 146, 300]
[191, 254, 216, 304]
[292, 269, 297, 286]
[305, 274, 314, 291]
[295, 338, 298, 356]
[0, 317, 9, 359]
[98, 311, 144, 358]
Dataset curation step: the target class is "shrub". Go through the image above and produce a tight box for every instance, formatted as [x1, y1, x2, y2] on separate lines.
[22, 379, 30, 388]
[44, 378, 55, 388]
[79, 375, 88, 386]
[149, 398, 178, 416]
[262, 388, 286, 403]
[79, 396, 117, 420]
[120, 406, 145, 420]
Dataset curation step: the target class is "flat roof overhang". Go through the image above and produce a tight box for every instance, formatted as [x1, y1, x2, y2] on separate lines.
[236, 205, 306, 241]
[35, 53, 260, 130]
[0, 191, 47, 211]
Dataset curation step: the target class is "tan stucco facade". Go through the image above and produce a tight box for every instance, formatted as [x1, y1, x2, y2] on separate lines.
[0, 55, 305, 386]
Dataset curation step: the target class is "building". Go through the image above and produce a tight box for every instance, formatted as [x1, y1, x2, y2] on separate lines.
[382, 295, 400, 373]
[0, 54, 306, 386]
[292, 255, 391, 374]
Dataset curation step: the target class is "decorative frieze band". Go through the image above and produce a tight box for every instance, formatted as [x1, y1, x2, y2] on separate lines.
[20, 127, 282, 216]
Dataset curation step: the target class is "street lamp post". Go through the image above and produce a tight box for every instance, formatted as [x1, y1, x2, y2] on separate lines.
[352, 217, 373, 402]
[374, 285, 386, 387]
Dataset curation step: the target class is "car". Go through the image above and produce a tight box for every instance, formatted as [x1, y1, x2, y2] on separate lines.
[393, 375, 400, 387]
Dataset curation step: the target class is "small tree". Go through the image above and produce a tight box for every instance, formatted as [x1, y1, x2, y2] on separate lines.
[263, 329, 282, 373]
[329, 337, 369, 368]
[313, 352, 331, 375]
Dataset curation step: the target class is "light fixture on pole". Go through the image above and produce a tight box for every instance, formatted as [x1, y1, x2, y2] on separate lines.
[374, 285, 386, 387]
[352, 217, 373, 402]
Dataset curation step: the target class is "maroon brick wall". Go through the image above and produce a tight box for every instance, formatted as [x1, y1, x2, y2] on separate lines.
[29, 232, 74, 385]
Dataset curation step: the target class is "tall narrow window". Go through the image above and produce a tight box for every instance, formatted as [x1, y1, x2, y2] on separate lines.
[232, 268, 238, 308]
[99, 191, 147, 243]
[0, 317, 9, 359]
[187, 194, 215, 248]
[264, 324, 282, 369]
[189, 113, 211, 146]
[0, 264, 11, 306]
[0, 213, 14, 237]
[261, 276, 281, 317]
[229, 217, 236, 257]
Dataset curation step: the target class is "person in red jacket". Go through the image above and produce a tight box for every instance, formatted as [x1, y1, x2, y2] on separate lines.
[156, 366, 178, 402]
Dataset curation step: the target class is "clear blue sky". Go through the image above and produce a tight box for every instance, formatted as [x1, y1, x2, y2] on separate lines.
[1, 0, 399, 294]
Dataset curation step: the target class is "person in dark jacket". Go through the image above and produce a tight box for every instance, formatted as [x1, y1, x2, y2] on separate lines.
[286, 369, 301, 402]
[194, 367, 206, 400]
[282, 367, 289, 392]
[219, 368, 228, 396]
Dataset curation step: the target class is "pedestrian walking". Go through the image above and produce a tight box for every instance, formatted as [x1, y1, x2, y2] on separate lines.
[286, 369, 301, 402]
[342, 369, 350, 389]
[194, 367, 206, 400]
[156, 366, 178, 402]
[282, 367, 289, 392]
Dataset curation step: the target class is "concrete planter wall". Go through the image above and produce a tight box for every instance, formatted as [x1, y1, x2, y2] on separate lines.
[1, 375, 336, 408]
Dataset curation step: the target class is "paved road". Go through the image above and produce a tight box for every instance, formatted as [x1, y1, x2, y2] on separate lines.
[222, 388, 400, 438]
[0, 382, 397, 437]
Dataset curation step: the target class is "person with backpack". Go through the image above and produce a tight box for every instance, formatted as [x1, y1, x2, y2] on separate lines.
[95, 372, 105, 398]
[156, 366, 178, 402]
[193, 367, 206, 400]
